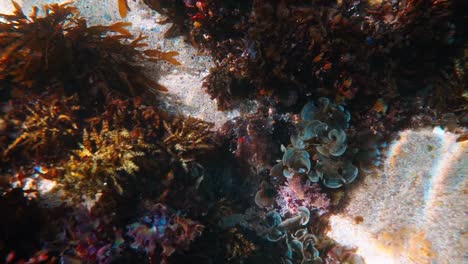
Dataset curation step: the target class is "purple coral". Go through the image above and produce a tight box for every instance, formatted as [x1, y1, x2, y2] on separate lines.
[127, 204, 203, 263]
[276, 177, 330, 217]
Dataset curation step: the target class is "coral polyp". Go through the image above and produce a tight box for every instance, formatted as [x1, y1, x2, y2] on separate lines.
[163, 117, 215, 166]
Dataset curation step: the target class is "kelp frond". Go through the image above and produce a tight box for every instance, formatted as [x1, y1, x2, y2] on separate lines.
[118, 0, 131, 18]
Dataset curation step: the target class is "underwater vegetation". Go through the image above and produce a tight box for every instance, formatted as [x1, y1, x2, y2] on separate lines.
[127, 204, 203, 264]
[58, 120, 153, 199]
[163, 116, 215, 168]
[0, 0, 465, 263]
[143, 0, 465, 116]
[0, 1, 179, 103]
[1, 93, 80, 162]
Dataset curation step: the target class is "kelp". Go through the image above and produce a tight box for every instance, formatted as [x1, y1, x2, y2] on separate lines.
[118, 0, 131, 18]
[142, 0, 191, 38]
[146, 0, 463, 114]
[0, 1, 180, 103]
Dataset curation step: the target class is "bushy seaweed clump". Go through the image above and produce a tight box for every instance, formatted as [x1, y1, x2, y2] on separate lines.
[0, 1, 179, 103]
[59, 120, 154, 200]
[0, 2, 227, 263]
[87, 97, 163, 142]
[145, 0, 464, 115]
[1, 93, 80, 162]
[163, 116, 215, 168]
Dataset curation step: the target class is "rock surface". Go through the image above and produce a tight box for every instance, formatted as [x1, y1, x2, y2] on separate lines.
[328, 127, 467, 264]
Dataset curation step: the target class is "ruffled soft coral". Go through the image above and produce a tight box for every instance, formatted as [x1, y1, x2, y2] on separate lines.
[263, 208, 322, 264]
[272, 98, 361, 188]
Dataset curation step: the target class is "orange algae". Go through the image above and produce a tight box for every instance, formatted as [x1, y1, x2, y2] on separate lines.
[377, 227, 437, 263]
[118, 0, 130, 18]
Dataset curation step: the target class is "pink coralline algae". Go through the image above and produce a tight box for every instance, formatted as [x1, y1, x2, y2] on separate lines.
[276, 177, 330, 217]
[63, 209, 124, 264]
[127, 204, 203, 263]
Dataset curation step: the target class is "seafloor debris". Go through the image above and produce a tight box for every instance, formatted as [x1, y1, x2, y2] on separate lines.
[271, 98, 359, 189]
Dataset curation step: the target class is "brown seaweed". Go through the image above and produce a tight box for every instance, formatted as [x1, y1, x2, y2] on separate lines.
[163, 116, 215, 166]
[2, 93, 80, 162]
[0, 1, 179, 103]
[118, 0, 131, 18]
[59, 120, 155, 200]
